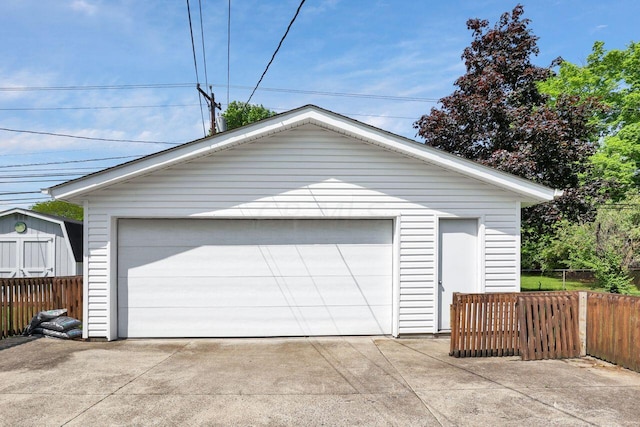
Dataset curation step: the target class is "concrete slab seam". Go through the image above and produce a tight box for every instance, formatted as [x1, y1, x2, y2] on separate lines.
[59, 340, 193, 426]
[341, 337, 410, 391]
[308, 339, 393, 424]
[392, 340, 598, 426]
[371, 338, 446, 426]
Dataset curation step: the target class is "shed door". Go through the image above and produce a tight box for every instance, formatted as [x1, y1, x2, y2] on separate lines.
[117, 219, 393, 338]
[21, 240, 54, 277]
[0, 241, 18, 278]
[0, 238, 53, 278]
[438, 218, 478, 331]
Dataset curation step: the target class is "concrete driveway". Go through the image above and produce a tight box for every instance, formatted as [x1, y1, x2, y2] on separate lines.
[1, 337, 639, 426]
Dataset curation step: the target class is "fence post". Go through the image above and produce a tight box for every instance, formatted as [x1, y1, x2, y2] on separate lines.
[578, 291, 587, 356]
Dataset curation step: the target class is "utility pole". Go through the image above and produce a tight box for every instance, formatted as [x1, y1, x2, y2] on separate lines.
[197, 84, 221, 135]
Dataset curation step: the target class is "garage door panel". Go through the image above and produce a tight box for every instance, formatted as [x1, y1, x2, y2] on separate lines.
[311, 276, 392, 306]
[121, 246, 274, 277]
[119, 305, 392, 338]
[293, 246, 352, 276]
[119, 276, 292, 308]
[326, 305, 392, 335]
[259, 246, 307, 276]
[351, 275, 394, 305]
[118, 219, 393, 337]
[336, 245, 393, 276]
[120, 307, 308, 338]
[118, 219, 392, 246]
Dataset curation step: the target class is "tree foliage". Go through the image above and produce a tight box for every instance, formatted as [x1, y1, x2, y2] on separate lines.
[30, 200, 83, 221]
[221, 101, 276, 130]
[541, 195, 640, 294]
[540, 41, 640, 194]
[414, 5, 609, 261]
[415, 5, 599, 190]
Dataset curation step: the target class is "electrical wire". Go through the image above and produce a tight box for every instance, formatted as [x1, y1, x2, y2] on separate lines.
[0, 155, 143, 168]
[0, 104, 199, 111]
[0, 83, 194, 91]
[246, 0, 306, 105]
[0, 191, 41, 195]
[186, 0, 207, 136]
[227, 0, 231, 106]
[0, 179, 71, 183]
[0, 199, 50, 204]
[0, 127, 179, 145]
[198, 0, 209, 89]
[0, 172, 94, 178]
[0, 82, 439, 102]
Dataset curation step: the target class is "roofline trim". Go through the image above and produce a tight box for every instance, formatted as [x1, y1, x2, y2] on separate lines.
[45, 105, 558, 203]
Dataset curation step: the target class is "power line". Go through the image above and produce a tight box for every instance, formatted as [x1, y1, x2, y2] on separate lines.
[198, 0, 209, 89]
[0, 179, 70, 183]
[227, 0, 231, 107]
[0, 173, 86, 179]
[0, 127, 179, 145]
[0, 191, 41, 195]
[0, 83, 194, 91]
[252, 86, 437, 102]
[246, 0, 306, 105]
[186, 0, 207, 136]
[0, 155, 143, 168]
[0, 103, 199, 111]
[0, 82, 439, 102]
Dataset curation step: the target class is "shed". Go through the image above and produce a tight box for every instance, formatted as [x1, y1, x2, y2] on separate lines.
[0, 208, 83, 278]
[46, 105, 559, 340]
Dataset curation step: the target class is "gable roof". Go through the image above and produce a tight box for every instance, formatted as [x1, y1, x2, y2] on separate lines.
[45, 105, 560, 204]
[0, 208, 83, 262]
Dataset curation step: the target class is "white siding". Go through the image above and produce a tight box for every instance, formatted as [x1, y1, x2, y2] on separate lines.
[81, 124, 521, 339]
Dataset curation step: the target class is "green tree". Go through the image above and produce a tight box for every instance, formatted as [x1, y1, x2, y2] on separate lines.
[221, 101, 276, 130]
[30, 200, 83, 221]
[413, 5, 608, 268]
[540, 41, 640, 194]
[541, 195, 640, 294]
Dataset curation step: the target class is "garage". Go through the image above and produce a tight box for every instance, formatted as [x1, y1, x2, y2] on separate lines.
[117, 218, 393, 338]
[47, 106, 558, 340]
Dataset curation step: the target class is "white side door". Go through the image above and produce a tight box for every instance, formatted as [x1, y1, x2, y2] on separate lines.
[438, 218, 478, 331]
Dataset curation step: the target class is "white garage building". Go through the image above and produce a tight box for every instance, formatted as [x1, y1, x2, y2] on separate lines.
[46, 105, 558, 340]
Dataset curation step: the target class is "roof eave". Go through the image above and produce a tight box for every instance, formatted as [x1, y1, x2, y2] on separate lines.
[45, 105, 559, 204]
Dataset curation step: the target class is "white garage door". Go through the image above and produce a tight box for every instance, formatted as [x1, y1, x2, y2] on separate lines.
[118, 219, 393, 338]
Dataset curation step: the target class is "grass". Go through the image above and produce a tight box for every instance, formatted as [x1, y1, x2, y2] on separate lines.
[521, 273, 640, 295]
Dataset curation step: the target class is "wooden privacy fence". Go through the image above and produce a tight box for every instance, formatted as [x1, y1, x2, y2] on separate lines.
[0, 276, 82, 339]
[450, 291, 581, 360]
[587, 293, 640, 372]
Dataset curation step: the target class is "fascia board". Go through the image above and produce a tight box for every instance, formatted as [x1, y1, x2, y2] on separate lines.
[45, 105, 558, 203]
[45, 110, 316, 200]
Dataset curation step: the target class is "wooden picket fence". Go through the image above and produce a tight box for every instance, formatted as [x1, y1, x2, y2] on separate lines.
[587, 292, 640, 372]
[517, 293, 580, 361]
[0, 276, 83, 339]
[449, 293, 520, 357]
[450, 291, 580, 360]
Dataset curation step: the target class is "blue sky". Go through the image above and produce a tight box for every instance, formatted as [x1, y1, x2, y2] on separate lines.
[1, 0, 638, 208]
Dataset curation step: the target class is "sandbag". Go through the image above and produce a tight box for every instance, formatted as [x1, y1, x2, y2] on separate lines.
[39, 316, 82, 332]
[23, 309, 68, 335]
[32, 327, 83, 340]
